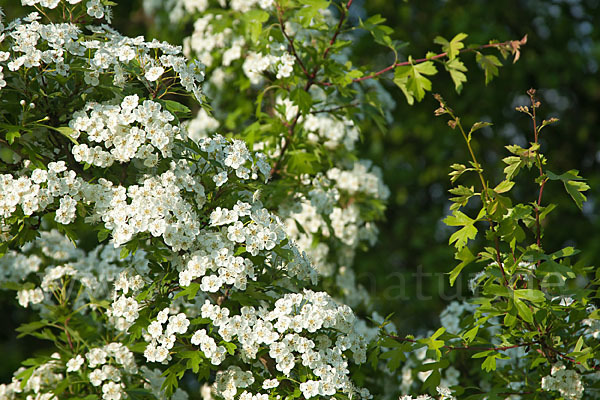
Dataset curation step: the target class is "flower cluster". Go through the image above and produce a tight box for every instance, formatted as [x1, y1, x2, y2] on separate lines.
[541, 363, 585, 400]
[21, 0, 109, 17]
[180, 290, 369, 399]
[70, 97, 179, 167]
[399, 386, 456, 400]
[304, 114, 360, 151]
[0, 230, 149, 316]
[0, 354, 64, 399]
[280, 162, 387, 279]
[1, 7, 204, 102]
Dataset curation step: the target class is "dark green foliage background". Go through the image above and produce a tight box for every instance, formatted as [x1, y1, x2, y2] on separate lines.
[1, 0, 598, 382]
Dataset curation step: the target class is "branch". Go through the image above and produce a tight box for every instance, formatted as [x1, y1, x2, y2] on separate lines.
[321, 0, 353, 61]
[318, 37, 527, 86]
[388, 334, 538, 353]
[270, 62, 318, 178]
[276, 3, 310, 78]
[310, 102, 359, 114]
[64, 317, 74, 352]
[435, 95, 510, 286]
[527, 89, 548, 268]
[551, 346, 600, 371]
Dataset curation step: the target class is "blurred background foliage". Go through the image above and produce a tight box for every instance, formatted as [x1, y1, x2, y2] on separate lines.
[1, 0, 599, 383]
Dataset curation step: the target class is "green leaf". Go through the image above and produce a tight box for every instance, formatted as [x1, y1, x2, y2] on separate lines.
[298, 0, 330, 23]
[6, 130, 21, 144]
[449, 185, 475, 210]
[125, 389, 155, 400]
[418, 328, 446, 359]
[449, 163, 476, 184]
[444, 211, 478, 250]
[514, 289, 545, 303]
[161, 364, 186, 397]
[538, 259, 576, 279]
[434, 33, 468, 60]
[392, 74, 414, 105]
[221, 341, 237, 355]
[97, 228, 110, 242]
[17, 366, 36, 390]
[291, 88, 313, 114]
[513, 298, 533, 323]
[120, 247, 130, 259]
[469, 121, 493, 138]
[16, 320, 48, 338]
[476, 53, 502, 84]
[243, 10, 269, 43]
[485, 283, 511, 298]
[445, 57, 468, 93]
[174, 282, 200, 301]
[381, 348, 405, 371]
[462, 325, 479, 342]
[359, 14, 394, 47]
[547, 170, 589, 209]
[504, 307, 517, 327]
[181, 351, 203, 374]
[502, 156, 523, 180]
[431, 327, 445, 340]
[564, 180, 589, 210]
[482, 355, 497, 372]
[510, 204, 533, 220]
[449, 246, 476, 286]
[551, 247, 580, 259]
[53, 377, 71, 396]
[43, 126, 79, 145]
[574, 336, 584, 353]
[546, 169, 583, 181]
[494, 180, 515, 194]
[422, 368, 441, 391]
[161, 100, 191, 117]
[287, 150, 319, 174]
[394, 59, 438, 103]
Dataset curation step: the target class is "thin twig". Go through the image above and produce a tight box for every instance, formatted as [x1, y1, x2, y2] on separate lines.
[388, 334, 538, 353]
[276, 3, 310, 78]
[549, 346, 600, 371]
[311, 102, 359, 114]
[321, 0, 354, 61]
[318, 39, 522, 87]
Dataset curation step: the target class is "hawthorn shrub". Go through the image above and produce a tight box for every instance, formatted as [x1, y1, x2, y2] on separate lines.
[0, 1, 597, 400]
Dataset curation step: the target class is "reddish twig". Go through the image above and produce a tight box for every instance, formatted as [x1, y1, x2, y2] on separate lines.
[388, 334, 538, 353]
[321, 0, 353, 61]
[318, 38, 525, 87]
[550, 346, 600, 371]
[64, 317, 74, 352]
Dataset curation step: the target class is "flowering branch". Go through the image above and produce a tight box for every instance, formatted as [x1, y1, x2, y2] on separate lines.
[270, 1, 357, 178]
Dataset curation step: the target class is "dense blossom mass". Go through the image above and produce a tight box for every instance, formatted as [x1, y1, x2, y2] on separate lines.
[0, 1, 385, 399]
